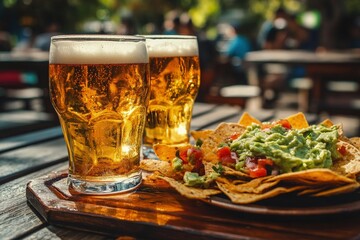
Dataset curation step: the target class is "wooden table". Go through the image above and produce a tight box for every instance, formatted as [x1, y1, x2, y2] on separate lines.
[245, 50, 360, 114]
[1, 102, 360, 240]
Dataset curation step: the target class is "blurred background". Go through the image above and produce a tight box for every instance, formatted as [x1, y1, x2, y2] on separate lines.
[0, 0, 359, 137]
[1, 0, 359, 51]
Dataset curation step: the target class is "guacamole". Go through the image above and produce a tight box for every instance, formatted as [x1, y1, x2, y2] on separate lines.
[183, 171, 219, 188]
[230, 124, 340, 173]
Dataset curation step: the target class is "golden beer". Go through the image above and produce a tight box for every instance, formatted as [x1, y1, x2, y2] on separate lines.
[144, 36, 200, 146]
[49, 35, 149, 194]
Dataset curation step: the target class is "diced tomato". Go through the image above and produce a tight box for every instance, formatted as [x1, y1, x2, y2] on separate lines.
[217, 146, 236, 166]
[276, 119, 292, 129]
[178, 147, 204, 175]
[230, 132, 241, 140]
[193, 157, 205, 175]
[261, 119, 292, 130]
[258, 158, 274, 167]
[188, 148, 203, 164]
[337, 145, 347, 155]
[249, 167, 267, 178]
[179, 147, 191, 163]
[261, 123, 273, 130]
[247, 158, 274, 178]
[221, 155, 236, 165]
[217, 146, 231, 159]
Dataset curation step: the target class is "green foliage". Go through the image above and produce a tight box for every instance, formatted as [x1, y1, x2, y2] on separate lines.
[189, 0, 220, 28]
[345, 0, 360, 14]
[2, 0, 359, 35]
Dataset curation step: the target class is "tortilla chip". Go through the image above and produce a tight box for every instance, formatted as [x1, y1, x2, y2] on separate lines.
[203, 161, 218, 175]
[350, 137, 360, 150]
[140, 159, 175, 177]
[216, 177, 249, 186]
[217, 182, 305, 204]
[160, 176, 221, 199]
[201, 123, 246, 162]
[238, 112, 261, 127]
[296, 186, 329, 196]
[265, 168, 356, 186]
[342, 160, 360, 178]
[312, 182, 360, 197]
[221, 177, 281, 194]
[332, 140, 360, 177]
[285, 112, 309, 129]
[153, 143, 191, 162]
[190, 129, 214, 142]
[320, 119, 334, 127]
[221, 165, 251, 180]
[142, 112, 360, 205]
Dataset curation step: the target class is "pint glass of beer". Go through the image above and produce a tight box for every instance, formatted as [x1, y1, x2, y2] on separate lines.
[49, 35, 149, 194]
[143, 35, 200, 149]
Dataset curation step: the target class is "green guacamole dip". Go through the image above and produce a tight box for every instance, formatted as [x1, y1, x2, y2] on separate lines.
[183, 171, 219, 188]
[230, 124, 340, 173]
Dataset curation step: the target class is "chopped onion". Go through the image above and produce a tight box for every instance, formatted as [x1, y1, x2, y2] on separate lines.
[231, 152, 239, 162]
[245, 157, 256, 169]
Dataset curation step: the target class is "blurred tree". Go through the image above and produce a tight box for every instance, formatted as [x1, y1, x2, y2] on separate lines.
[1, 0, 359, 45]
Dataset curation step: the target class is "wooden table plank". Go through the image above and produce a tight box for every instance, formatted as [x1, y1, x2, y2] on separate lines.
[22, 226, 113, 240]
[200, 109, 275, 130]
[0, 126, 62, 153]
[0, 138, 67, 184]
[0, 163, 132, 240]
[192, 102, 217, 117]
[191, 105, 241, 130]
[0, 111, 58, 138]
[0, 163, 65, 240]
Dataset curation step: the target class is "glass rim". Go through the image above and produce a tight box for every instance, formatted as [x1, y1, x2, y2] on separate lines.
[51, 34, 146, 42]
[137, 34, 197, 40]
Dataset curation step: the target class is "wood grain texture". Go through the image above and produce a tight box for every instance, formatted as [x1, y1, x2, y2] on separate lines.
[21, 225, 113, 240]
[0, 163, 66, 239]
[0, 126, 63, 153]
[27, 171, 360, 240]
[0, 138, 67, 184]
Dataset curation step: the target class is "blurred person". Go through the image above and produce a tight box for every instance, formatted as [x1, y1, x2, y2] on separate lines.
[0, 22, 12, 51]
[143, 22, 161, 35]
[284, 14, 311, 50]
[262, 22, 288, 50]
[163, 10, 181, 35]
[196, 25, 218, 102]
[336, 14, 360, 50]
[257, 9, 294, 108]
[257, 7, 289, 49]
[178, 13, 196, 36]
[258, 8, 317, 108]
[116, 16, 137, 35]
[33, 21, 61, 51]
[223, 22, 252, 85]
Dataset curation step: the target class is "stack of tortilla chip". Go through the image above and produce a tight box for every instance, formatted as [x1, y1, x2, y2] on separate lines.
[141, 112, 360, 204]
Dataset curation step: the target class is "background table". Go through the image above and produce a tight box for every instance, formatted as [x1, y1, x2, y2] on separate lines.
[245, 50, 360, 114]
[0, 102, 359, 240]
[0, 51, 54, 113]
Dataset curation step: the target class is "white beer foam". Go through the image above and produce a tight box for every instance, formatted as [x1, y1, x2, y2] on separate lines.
[50, 38, 148, 64]
[146, 38, 199, 57]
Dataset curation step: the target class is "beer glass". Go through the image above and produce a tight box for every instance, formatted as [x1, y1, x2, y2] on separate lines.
[142, 35, 200, 152]
[49, 35, 150, 194]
